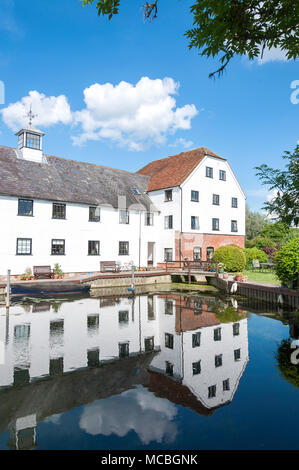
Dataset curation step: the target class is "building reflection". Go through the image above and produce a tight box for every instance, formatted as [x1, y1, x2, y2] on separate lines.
[0, 293, 249, 449]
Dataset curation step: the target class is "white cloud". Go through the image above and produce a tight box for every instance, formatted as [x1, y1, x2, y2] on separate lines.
[258, 47, 288, 65]
[72, 77, 198, 150]
[1, 90, 72, 131]
[79, 386, 178, 445]
[169, 137, 194, 149]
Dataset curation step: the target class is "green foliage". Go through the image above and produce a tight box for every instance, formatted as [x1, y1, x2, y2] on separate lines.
[251, 236, 276, 250]
[276, 339, 299, 388]
[53, 263, 63, 276]
[215, 306, 244, 323]
[212, 245, 246, 272]
[275, 238, 299, 285]
[256, 145, 299, 227]
[81, 0, 299, 77]
[244, 247, 268, 265]
[260, 221, 290, 243]
[282, 228, 299, 245]
[246, 205, 269, 240]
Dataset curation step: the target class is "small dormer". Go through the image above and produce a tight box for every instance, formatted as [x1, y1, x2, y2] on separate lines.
[16, 126, 45, 163]
[15, 107, 45, 163]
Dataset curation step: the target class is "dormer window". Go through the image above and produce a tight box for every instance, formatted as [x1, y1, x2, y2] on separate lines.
[26, 132, 41, 150]
[18, 133, 24, 149]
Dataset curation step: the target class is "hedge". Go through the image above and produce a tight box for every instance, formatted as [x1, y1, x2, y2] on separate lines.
[212, 245, 246, 272]
[244, 247, 268, 266]
[275, 238, 299, 286]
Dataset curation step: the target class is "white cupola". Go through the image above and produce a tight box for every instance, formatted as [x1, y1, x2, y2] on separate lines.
[15, 107, 45, 163]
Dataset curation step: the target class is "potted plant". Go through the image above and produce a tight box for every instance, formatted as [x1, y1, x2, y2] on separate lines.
[25, 267, 32, 281]
[53, 263, 64, 279]
[218, 262, 225, 273]
[234, 272, 243, 282]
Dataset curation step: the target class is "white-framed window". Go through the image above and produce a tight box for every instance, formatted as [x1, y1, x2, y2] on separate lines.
[145, 212, 154, 226]
[119, 210, 129, 224]
[164, 248, 173, 261]
[212, 218, 219, 231]
[119, 241, 129, 255]
[88, 240, 100, 256]
[193, 246, 202, 260]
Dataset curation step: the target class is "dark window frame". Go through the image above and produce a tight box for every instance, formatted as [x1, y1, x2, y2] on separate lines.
[164, 248, 173, 262]
[18, 199, 34, 217]
[231, 220, 238, 232]
[232, 197, 238, 208]
[16, 238, 32, 256]
[119, 241, 129, 256]
[26, 132, 41, 150]
[119, 209, 130, 225]
[208, 385, 217, 398]
[52, 203, 66, 220]
[233, 323, 240, 336]
[164, 215, 173, 229]
[206, 167, 213, 178]
[191, 216, 199, 230]
[192, 332, 201, 348]
[214, 327, 222, 341]
[219, 170, 226, 181]
[192, 360, 201, 375]
[88, 240, 100, 256]
[51, 239, 65, 256]
[145, 212, 154, 226]
[215, 354, 223, 368]
[212, 218, 220, 231]
[191, 190, 199, 202]
[165, 333, 174, 349]
[164, 189, 173, 202]
[212, 194, 220, 206]
[206, 247, 214, 260]
[89, 206, 101, 222]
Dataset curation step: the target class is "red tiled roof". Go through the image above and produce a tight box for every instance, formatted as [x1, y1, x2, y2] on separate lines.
[137, 147, 226, 192]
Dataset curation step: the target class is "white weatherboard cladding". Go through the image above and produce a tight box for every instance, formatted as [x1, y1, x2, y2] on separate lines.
[181, 156, 246, 235]
[0, 196, 159, 275]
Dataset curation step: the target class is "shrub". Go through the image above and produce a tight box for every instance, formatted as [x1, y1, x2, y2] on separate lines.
[275, 238, 299, 287]
[212, 245, 246, 272]
[53, 263, 63, 276]
[262, 246, 277, 260]
[253, 235, 276, 250]
[281, 228, 299, 246]
[244, 247, 268, 266]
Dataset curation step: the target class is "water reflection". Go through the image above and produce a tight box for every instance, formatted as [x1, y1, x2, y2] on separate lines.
[0, 293, 249, 449]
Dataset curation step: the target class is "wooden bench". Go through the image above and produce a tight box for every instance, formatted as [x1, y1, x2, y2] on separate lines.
[33, 266, 53, 279]
[100, 261, 120, 273]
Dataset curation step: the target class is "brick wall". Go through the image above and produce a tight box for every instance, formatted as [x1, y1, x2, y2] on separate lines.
[175, 231, 245, 261]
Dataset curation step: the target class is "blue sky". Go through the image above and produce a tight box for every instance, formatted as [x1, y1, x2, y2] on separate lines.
[0, 0, 298, 211]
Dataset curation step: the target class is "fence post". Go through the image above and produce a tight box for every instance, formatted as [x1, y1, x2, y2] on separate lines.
[188, 261, 191, 284]
[6, 269, 11, 310]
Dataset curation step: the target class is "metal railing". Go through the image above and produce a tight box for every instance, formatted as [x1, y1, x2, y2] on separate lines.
[165, 259, 218, 277]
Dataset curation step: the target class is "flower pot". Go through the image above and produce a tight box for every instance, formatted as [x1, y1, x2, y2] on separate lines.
[235, 275, 243, 282]
[54, 274, 59, 279]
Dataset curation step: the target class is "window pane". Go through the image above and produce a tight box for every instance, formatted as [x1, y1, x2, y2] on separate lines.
[208, 385, 216, 398]
[219, 170, 226, 181]
[145, 212, 154, 226]
[212, 194, 220, 205]
[18, 199, 33, 216]
[51, 239, 65, 255]
[206, 167, 213, 178]
[214, 327, 221, 341]
[212, 218, 219, 231]
[26, 132, 40, 150]
[52, 204, 66, 219]
[192, 332, 201, 348]
[193, 247, 202, 260]
[206, 247, 214, 260]
[233, 323, 240, 336]
[192, 360, 201, 375]
[165, 361, 174, 376]
[89, 206, 100, 222]
[17, 238, 32, 255]
[119, 210, 129, 224]
[119, 241, 129, 255]
[145, 337, 154, 351]
[164, 248, 173, 261]
[165, 190, 173, 201]
[88, 241, 100, 255]
[231, 220, 238, 232]
[191, 216, 199, 230]
[215, 354, 223, 367]
[191, 190, 199, 202]
[119, 342, 129, 358]
[232, 197, 238, 208]
[165, 333, 174, 349]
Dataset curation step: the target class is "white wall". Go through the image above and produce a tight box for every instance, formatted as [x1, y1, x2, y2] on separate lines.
[0, 196, 159, 275]
[181, 156, 246, 236]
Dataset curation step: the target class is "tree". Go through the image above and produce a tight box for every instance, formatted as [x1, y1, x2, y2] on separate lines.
[82, 0, 299, 77]
[260, 221, 290, 243]
[245, 204, 269, 240]
[255, 145, 299, 227]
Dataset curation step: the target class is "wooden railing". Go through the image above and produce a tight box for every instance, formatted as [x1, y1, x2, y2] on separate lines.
[165, 259, 218, 276]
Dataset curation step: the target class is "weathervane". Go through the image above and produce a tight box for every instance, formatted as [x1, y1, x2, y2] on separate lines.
[26, 105, 37, 127]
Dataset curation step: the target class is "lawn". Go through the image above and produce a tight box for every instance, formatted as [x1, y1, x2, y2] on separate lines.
[242, 269, 280, 285]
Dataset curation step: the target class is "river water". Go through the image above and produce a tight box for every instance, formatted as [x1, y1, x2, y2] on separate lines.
[0, 290, 298, 450]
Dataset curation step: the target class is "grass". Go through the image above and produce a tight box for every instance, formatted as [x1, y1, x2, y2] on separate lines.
[241, 269, 280, 285]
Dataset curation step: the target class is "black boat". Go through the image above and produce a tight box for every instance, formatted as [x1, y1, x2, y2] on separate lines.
[11, 281, 90, 297]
